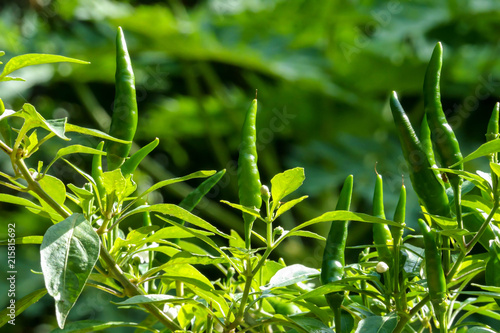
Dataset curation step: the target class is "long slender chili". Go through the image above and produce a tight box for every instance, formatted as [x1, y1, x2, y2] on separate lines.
[106, 27, 138, 171]
[424, 42, 463, 174]
[423, 42, 463, 234]
[372, 172, 393, 269]
[417, 218, 447, 331]
[390, 91, 451, 218]
[237, 95, 262, 249]
[392, 181, 406, 312]
[321, 175, 353, 333]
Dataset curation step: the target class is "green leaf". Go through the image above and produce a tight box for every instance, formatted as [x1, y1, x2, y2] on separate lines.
[285, 230, 325, 241]
[121, 138, 159, 176]
[0, 53, 88, 81]
[0, 288, 47, 327]
[491, 162, 500, 179]
[133, 170, 216, 203]
[160, 264, 214, 291]
[112, 294, 183, 305]
[88, 274, 123, 293]
[101, 169, 137, 202]
[354, 313, 398, 333]
[145, 226, 214, 243]
[433, 167, 491, 193]
[64, 124, 130, 143]
[275, 195, 308, 219]
[292, 211, 410, 233]
[45, 145, 106, 175]
[220, 200, 262, 220]
[466, 328, 497, 333]
[262, 264, 319, 290]
[48, 320, 158, 333]
[289, 317, 335, 333]
[0, 235, 43, 245]
[26, 129, 39, 155]
[168, 252, 228, 266]
[38, 175, 68, 219]
[40, 214, 100, 328]
[0, 193, 44, 210]
[179, 169, 226, 211]
[120, 204, 229, 238]
[450, 139, 500, 167]
[271, 167, 305, 211]
[19, 104, 68, 140]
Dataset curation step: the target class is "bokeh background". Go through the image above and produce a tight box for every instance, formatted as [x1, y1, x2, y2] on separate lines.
[1, 0, 500, 331]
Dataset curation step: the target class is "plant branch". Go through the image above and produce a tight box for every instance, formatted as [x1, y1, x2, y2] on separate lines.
[99, 244, 181, 331]
[446, 199, 499, 283]
[0, 139, 12, 155]
[13, 155, 181, 331]
[393, 294, 430, 333]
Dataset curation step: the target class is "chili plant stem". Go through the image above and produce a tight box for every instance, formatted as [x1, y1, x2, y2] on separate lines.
[393, 295, 430, 333]
[0, 139, 12, 155]
[227, 257, 254, 332]
[13, 156, 181, 331]
[99, 244, 181, 331]
[447, 199, 499, 283]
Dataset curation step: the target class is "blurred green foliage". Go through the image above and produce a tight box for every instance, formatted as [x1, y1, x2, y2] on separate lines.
[1, 0, 500, 331]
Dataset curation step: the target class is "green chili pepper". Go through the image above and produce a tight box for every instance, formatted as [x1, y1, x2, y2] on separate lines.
[486, 102, 499, 143]
[121, 138, 159, 177]
[391, 181, 406, 248]
[420, 115, 436, 168]
[321, 174, 353, 333]
[372, 172, 394, 268]
[390, 91, 451, 218]
[106, 27, 138, 171]
[237, 96, 262, 249]
[423, 42, 463, 188]
[392, 181, 406, 309]
[92, 141, 106, 209]
[417, 218, 447, 329]
[485, 240, 500, 307]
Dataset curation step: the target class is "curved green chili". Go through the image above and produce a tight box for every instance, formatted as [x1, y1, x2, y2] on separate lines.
[321, 174, 353, 333]
[424, 42, 463, 176]
[372, 172, 393, 268]
[106, 26, 138, 171]
[390, 91, 451, 218]
[417, 218, 447, 330]
[237, 96, 262, 249]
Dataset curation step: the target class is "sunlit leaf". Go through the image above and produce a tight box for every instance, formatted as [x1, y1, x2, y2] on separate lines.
[0, 53, 88, 81]
[49, 320, 158, 333]
[40, 213, 100, 328]
[262, 264, 318, 290]
[271, 167, 305, 211]
[0, 288, 47, 327]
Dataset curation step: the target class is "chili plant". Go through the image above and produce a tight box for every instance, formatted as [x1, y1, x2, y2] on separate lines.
[1, 30, 500, 333]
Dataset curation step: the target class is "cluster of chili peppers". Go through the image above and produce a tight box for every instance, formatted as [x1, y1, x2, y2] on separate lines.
[320, 42, 500, 332]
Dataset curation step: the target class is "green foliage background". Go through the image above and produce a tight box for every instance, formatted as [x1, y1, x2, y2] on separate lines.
[1, 0, 500, 331]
